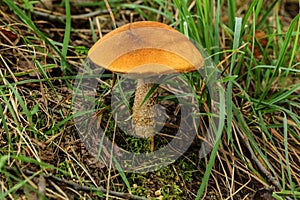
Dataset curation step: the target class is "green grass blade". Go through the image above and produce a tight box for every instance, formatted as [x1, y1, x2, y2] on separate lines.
[0, 89, 18, 126]
[214, 0, 221, 64]
[227, 17, 242, 142]
[227, 0, 236, 29]
[1, 77, 32, 125]
[174, 0, 201, 44]
[35, 61, 59, 98]
[256, 0, 278, 29]
[61, 0, 71, 72]
[241, 0, 258, 30]
[288, 16, 300, 70]
[254, 0, 263, 26]
[266, 84, 300, 105]
[0, 104, 11, 154]
[196, 82, 225, 199]
[0, 170, 40, 198]
[113, 157, 131, 191]
[0, 103, 9, 135]
[273, 13, 300, 75]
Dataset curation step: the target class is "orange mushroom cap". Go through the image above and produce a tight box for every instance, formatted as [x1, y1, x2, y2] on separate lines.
[88, 21, 204, 75]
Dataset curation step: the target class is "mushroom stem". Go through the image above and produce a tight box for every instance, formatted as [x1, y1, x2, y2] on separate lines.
[132, 79, 158, 138]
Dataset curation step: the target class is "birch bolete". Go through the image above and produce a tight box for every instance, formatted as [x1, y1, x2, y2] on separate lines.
[88, 21, 203, 139]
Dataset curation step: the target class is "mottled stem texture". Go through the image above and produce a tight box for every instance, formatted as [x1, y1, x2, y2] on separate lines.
[132, 80, 158, 138]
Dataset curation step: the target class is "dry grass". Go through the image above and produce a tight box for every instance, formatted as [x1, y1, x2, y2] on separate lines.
[1, 0, 300, 199]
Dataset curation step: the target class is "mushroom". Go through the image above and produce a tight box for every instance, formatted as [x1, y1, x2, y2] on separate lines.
[88, 21, 203, 142]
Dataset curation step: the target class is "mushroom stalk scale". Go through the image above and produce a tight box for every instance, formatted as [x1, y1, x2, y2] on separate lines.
[132, 79, 158, 138]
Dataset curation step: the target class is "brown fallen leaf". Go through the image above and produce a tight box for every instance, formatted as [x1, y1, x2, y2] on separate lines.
[0, 28, 19, 44]
[244, 30, 268, 58]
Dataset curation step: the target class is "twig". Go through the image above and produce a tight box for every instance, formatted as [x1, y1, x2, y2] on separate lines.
[234, 123, 282, 190]
[29, 9, 108, 22]
[104, 0, 116, 28]
[4, 166, 149, 200]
